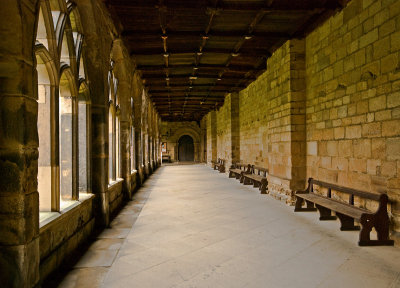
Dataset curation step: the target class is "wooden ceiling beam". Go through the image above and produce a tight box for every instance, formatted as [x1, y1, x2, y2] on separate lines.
[149, 83, 246, 88]
[132, 49, 270, 57]
[108, 1, 339, 12]
[137, 64, 257, 72]
[143, 73, 253, 80]
[122, 30, 290, 39]
[152, 96, 223, 101]
[148, 91, 226, 96]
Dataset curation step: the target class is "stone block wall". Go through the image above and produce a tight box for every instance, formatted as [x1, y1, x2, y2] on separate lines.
[217, 93, 233, 168]
[205, 0, 400, 235]
[39, 195, 95, 281]
[305, 0, 400, 233]
[207, 111, 217, 165]
[206, 92, 240, 170]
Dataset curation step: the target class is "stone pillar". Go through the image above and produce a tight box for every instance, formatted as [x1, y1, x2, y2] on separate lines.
[92, 105, 109, 225]
[0, 1, 40, 286]
[231, 92, 240, 167]
[77, 2, 110, 227]
[207, 111, 217, 165]
[116, 78, 132, 200]
[143, 132, 149, 176]
[194, 142, 200, 162]
[200, 117, 207, 162]
[266, 39, 306, 203]
[133, 76, 144, 185]
[135, 129, 143, 184]
[289, 39, 306, 195]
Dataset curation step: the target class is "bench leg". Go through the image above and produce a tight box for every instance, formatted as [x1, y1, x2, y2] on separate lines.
[243, 177, 251, 185]
[260, 179, 268, 194]
[315, 204, 337, 221]
[358, 214, 394, 246]
[229, 171, 234, 178]
[294, 197, 317, 212]
[336, 213, 360, 231]
[235, 174, 241, 180]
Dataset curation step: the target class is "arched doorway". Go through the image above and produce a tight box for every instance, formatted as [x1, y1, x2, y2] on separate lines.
[178, 135, 194, 161]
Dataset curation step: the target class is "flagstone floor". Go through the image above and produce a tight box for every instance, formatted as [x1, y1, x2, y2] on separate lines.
[56, 164, 400, 288]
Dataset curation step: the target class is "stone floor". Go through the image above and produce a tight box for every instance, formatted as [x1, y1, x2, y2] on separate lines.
[57, 164, 400, 288]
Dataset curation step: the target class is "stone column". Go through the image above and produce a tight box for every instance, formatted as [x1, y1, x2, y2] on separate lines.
[200, 117, 207, 162]
[116, 79, 132, 200]
[77, 1, 110, 227]
[231, 92, 240, 167]
[288, 39, 307, 195]
[0, 1, 40, 286]
[266, 39, 306, 203]
[207, 111, 217, 165]
[194, 142, 200, 162]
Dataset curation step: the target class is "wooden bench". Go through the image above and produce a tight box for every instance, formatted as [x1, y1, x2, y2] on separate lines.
[162, 154, 171, 163]
[242, 165, 268, 194]
[212, 158, 225, 173]
[229, 163, 251, 180]
[294, 178, 394, 246]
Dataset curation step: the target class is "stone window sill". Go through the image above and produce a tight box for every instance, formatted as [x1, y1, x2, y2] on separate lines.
[108, 177, 124, 188]
[39, 193, 95, 229]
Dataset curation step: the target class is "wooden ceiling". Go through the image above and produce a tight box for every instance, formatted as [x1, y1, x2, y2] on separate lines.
[105, 0, 346, 121]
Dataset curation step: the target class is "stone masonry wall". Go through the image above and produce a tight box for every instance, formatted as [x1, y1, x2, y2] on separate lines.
[206, 111, 217, 165]
[217, 93, 233, 168]
[206, 0, 400, 237]
[305, 0, 400, 235]
[237, 40, 306, 201]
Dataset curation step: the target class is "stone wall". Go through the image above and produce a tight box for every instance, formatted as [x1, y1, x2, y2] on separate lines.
[205, 0, 400, 239]
[206, 111, 217, 165]
[305, 0, 400, 234]
[39, 195, 95, 281]
[0, 0, 162, 286]
[208, 39, 306, 199]
[217, 93, 232, 167]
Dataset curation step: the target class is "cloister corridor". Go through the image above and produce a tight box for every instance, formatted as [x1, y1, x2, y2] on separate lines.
[48, 164, 400, 288]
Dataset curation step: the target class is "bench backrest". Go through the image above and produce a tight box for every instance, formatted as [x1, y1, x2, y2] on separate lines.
[252, 166, 268, 177]
[233, 163, 249, 170]
[308, 178, 383, 203]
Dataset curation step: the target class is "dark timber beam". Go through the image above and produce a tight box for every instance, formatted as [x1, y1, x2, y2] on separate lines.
[108, 1, 340, 12]
[142, 74, 249, 80]
[137, 64, 264, 73]
[131, 49, 271, 58]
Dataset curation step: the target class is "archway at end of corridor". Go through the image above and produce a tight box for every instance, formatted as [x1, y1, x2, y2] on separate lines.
[178, 135, 194, 161]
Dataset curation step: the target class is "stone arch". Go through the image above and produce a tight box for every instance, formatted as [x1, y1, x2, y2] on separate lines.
[36, 0, 59, 64]
[169, 127, 201, 143]
[169, 127, 201, 162]
[59, 65, 78, 203]
[59, 19, 77, 71]
[78, 80, 91, 194]
[35, 44, 58, 212]
[35, 44, 58, 86]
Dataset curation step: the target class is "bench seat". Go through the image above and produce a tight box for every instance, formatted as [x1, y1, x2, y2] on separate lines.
[229, 163, 251, 181]
[296, 192, 367, 221]
[212, 158, 226, 173]
[229, 168, 242, 178]
[295, 178, 394, 246]
[242, 165, 268, 194]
